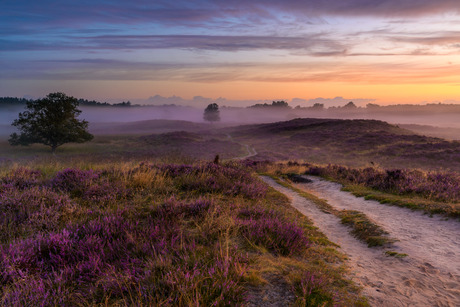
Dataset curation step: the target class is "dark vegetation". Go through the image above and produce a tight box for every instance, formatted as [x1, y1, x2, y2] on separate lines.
[138, 131, 243, 160]
[227, 118, 460, 171]
[88, 119, 212, 135]
[248, 100, 290, 108]
[0, 97, 130, 107]
[203, 103, 221, 123]
[8, 93, 93, 153]
[399, 124, 460, 141]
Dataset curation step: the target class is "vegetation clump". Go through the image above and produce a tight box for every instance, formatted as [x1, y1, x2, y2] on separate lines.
[339, 210, 392, 247]
[203, 103, 220, 123]
[305, 164, 460, 217]
[9, 92, 93, 153]
[0, 161, 366, 306]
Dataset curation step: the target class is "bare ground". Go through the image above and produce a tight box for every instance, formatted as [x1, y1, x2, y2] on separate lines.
[261, 176, 460, 307]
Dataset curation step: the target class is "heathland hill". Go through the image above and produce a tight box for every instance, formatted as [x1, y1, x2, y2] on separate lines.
[227, 118, 460, 170]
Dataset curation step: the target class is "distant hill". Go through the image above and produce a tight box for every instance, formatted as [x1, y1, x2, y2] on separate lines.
[400, 124, 460, 141]
[88, 119, 219, 135]
[227, 118, 460, 171]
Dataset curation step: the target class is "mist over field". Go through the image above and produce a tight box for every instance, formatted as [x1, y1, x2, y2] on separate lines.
[3, 103, 460, 140]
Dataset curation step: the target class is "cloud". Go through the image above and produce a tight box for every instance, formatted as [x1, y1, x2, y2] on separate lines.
[3, 1, 460, 29]
[4, 57, 459, 86]
[1, 34, 349, 56]
[84, 34, 348, 53]
[390, 31, 460, 45]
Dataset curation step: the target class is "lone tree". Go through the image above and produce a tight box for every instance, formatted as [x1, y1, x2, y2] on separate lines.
[203, 103, 220, 123]
[9, 92, 93, 153]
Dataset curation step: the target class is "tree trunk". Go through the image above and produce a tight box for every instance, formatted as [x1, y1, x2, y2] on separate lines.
[51, 145, 57, 154]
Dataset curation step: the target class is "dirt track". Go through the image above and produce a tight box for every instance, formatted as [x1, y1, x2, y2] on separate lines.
[261, 176, 460, 307]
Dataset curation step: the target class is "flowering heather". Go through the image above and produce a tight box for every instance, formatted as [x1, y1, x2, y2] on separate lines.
[157, 162, 268, 199]
[238, 215, 310, 256]
[0, 186, 74, 243]
[307, 164, 460, 203]
[51, 168, 100, 197]
[51, 168, 130, 204]
[237, 206, 276, 220]
[157, 197, 212, 219]
[0, 209, 248, 305]
[2, 168, 43, 189]
[0, 162, 360, 305]
[81, 181, 131, 204]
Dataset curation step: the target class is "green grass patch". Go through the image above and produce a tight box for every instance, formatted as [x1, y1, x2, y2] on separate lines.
[338, 210, 393, 247]
[342, 185, 460, 220]
[262, 172, 395, 249]
[385, 251, 408, 258]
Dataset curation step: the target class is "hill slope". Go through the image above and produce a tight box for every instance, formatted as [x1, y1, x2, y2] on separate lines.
[227, 118, 460, 170]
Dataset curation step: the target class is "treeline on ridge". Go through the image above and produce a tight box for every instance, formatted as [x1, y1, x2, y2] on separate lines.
[0, 97, 132, 107]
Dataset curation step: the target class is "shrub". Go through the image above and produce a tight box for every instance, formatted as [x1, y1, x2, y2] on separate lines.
[0, 186, 74, 242]
[238, 215, 309, 256]
[293, 272, 334, 306]
[2, 168, 43, 189]
[52, 168, 100, 197]
[306, 164, 460, 202]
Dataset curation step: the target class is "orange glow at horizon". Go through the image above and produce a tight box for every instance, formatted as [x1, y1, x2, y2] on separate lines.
[13, 79, 456, 106]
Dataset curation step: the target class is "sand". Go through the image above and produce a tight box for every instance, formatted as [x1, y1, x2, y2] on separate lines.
[261, 176, 460, 307]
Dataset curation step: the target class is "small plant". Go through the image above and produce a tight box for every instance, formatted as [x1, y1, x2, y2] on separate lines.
[293, 272, 334, 306]
[385, 251, 408, 258]
[339, 210, 392, 247]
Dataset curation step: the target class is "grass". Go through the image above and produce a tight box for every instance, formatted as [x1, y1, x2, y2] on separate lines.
[252, 160, 460, 220]
[0, 158, 367, 306]
[342, 185, 460, 219]
[260, 170, 394, 248]
[0, 128, 244, 163]
[338, 210, 393, 247]
[385, 251, 408, 258]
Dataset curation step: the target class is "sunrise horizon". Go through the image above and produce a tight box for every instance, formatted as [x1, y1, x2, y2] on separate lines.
[2, 1, 460, 107]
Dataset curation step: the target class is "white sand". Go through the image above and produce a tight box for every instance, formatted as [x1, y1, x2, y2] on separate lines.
[261, 176, 460, 307]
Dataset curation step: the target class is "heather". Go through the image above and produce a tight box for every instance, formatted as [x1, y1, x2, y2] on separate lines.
[226, 118, 460, 171]
[305, 164, 460, 217]
[0, 161, 365, 306]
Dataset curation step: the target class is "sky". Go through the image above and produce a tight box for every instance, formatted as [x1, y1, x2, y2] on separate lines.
[1, 0, 460, 106]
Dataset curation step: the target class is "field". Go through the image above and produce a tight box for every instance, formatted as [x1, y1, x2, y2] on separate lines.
[226, 118, 460, 171]
[1, 118, 459, 306]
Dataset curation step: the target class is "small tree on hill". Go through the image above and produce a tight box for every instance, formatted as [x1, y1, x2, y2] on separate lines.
[9, 92, 93, 153]
[203, 103, 220, 123]
[343, 101, 357, 109]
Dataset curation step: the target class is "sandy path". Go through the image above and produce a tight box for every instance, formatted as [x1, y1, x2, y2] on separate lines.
[261, 176, 460, 307]
[226, 134, 258, 159]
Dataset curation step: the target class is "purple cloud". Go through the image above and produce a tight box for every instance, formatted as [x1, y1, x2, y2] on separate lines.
[2, 0, 459, 33]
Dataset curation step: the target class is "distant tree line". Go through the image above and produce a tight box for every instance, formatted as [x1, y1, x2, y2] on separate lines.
[0, 97, 33, 105]
[248, 100, 291, 108]
[0, 97, 134, 107]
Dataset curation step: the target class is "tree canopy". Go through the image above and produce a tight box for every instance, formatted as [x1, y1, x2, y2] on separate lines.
[9, 92, 93, 153]
[203, 103, 220, 123]
[248, 100, 290, 108]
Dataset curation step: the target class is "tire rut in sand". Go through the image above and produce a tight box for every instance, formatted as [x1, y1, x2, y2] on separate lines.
[261, 176, 460, 307]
